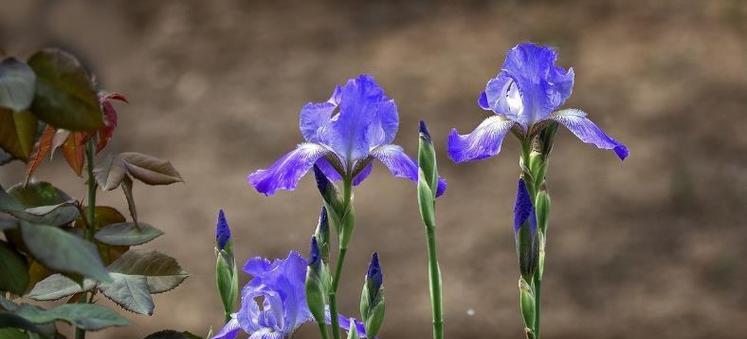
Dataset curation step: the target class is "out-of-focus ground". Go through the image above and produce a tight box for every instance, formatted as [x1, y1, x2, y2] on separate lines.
[1, 0, 746, 338]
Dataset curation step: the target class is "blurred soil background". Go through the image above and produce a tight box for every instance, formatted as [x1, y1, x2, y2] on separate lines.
[1, 0, 746, 338]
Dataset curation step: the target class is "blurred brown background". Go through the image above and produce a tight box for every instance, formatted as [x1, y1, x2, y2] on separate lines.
[1, 0, 746, 338]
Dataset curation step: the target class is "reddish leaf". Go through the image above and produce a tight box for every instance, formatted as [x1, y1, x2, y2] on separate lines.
[62, 132, 85, 176]
[96, 92, 127, 153]
[24, 126, 55, 180]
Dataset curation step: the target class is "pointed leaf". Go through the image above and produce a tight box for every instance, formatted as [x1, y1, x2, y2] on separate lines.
[61, 132, 85, 176]
[20, 222, 111, 282]
[0, 242, 29, 294]
[93, 155, 127, 191]
[24, 126, 55, 179]
[98, 273, 154, 315]
[108, 250, 188, 294]
[9, 202, 79, 226]
[95, 222, 162, 246]
[121, 175, 138, 224]
[27, 49, 103, 131]
[0, 57, 36, 112]
[25, 274, 94, 301]
[7, 181, 72, 207]
[14, 303, 127, 330]
[118, 152, 183, 186]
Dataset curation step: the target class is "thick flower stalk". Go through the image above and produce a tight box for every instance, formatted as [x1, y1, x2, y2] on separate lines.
[447, 42, 628, 338]
[249, 74, 445, 339]
[417, 121, 444, 339]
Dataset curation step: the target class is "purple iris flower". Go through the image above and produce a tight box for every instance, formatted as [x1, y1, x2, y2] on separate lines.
[448, 42, 628, 163]
[212, 251, 369, 339]
[249, 74, 446, 197]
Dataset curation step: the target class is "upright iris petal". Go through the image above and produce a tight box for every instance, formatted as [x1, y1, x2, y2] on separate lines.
[448, 42, 627, 163]
[249, 74, 446, 197]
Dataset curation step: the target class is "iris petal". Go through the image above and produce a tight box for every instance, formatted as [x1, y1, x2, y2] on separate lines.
[211, 317, 241, 339]
[370, 144, 446, 197]
[325, 75, 398, 162]
[447, 115, 516, 163]
[299, 101, 337, 143]
[248, 329, 283, 339]
[550, 109, 628, 160]
[248, 143, 331, 195]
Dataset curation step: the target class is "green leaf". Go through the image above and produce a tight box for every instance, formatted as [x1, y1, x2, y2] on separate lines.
[27, 49, 103, 131]
[19, 222, 111, 282]
[0, 242, 29, 294]
[0, 109, 37, 160]
[98, 273, 154, 315]
[0, 58, 36, 112]
[144, 330, 203, 339]
[95, 153, 183, 191]
[25, 274, 94, 301]
[14, 303, 127, 331]
[0, 326, 31, 339]
[8, 202, 79, 226]
[108, 250, 188, 294]
[7, 182, 72, 207]
[94, 222, 163, 246]
[0, 218, 18, 231]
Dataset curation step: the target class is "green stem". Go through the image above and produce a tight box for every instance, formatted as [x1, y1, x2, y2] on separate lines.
[425, 224, 444, 339]
[532, 274, 542, 339]
[77, 140, 97, 339]
[329, 176, 354, 339]
[317, 322, 331, 339]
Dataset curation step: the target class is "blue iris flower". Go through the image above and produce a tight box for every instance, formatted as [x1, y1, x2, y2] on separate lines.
[249, 74, 446, 196]
[448, 42, 628, 163]
[212, 251, 369, 339]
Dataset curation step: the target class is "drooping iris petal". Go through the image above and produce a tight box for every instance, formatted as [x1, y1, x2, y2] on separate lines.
[447, 115, 516, 163]
[212, 316, 241, 339]
[513, 178, 536, 234]
[499, 42, 575, 124]
[550, 109, 629, 160]
[248, 329, 283, 339]
[248, 143, 331, 195]
[370, 144, 446, 197]
[324, 75, 398, 163]
[352, 163, 373, 186]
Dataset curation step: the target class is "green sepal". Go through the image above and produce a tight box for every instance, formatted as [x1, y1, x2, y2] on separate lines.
[518, 277, 535, 333]
[417, 171, 436, 229]
[535, 191, 550, 234]
[516, 221, 538, 281]
[359, 280, 385, 337]
[215, 248, 238, 318]
[305, 257, 330, 327]
[346, 320, 360, 339]
[314, 207, 331, 263]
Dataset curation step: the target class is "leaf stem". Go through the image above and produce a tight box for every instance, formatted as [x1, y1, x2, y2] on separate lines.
[425, 222, 444, 339]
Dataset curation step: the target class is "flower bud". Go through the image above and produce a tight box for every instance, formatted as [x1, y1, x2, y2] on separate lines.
[305, 237, 330, 326]
[314, 207, 331, 263]
[214, 210, 238, 320]
[418, 120, 438, 194]
[360, 253, 385, 338]
[514, 179, 539, 281]
[313, 165, 344, 232]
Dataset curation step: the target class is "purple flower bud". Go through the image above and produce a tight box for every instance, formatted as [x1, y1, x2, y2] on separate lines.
[215, 209, 231, 250]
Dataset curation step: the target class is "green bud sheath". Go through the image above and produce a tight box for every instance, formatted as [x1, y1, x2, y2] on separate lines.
[216, 248, 238, 319]
[516, 222, 539, 281]
[347, 320, 361, 339]
[519, 277, 536, 332]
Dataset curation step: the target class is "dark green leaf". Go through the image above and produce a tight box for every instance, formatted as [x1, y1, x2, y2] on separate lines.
[0, 58, 36, 112]
[99, 273, 153, 315]
[108, 250, 188, 294]
[8, 202, 79, 226]
[0, 242, 29, 294]
[94, 222, 163, 246]
[7, 182, 71, 207]
[14, 303, 127, 331]
[0, 326, 31, 339]
[20, 222, 111, 282]
[25, 274, 94, 301]
[0, 109, 37, 160]
[27, 49, 103, 131]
